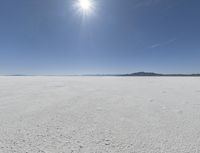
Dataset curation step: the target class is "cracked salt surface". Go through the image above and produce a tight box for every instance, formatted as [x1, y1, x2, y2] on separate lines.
[0, 76, 200, 153]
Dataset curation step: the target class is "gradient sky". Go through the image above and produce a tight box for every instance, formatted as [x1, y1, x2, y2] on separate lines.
[0, 0, 200, 75]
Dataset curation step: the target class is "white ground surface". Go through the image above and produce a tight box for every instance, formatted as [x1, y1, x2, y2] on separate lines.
[0, 77, 200, 153]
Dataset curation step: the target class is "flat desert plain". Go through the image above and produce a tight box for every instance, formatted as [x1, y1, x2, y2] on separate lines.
[0, 76, 200, 153]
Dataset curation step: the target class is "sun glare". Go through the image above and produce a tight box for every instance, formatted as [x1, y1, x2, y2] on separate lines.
[75, 0, 94, 16]
[79, 0, 91, 10]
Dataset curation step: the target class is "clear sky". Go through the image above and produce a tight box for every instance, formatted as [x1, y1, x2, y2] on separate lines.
[0, 0, 199, 75]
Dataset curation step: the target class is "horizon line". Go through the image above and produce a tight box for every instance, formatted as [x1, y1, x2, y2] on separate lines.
[1, 72, 200, 77]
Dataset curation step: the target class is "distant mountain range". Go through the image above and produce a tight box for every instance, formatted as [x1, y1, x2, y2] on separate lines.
[4, 72, 200, 77]
[119, 72, 200, 76]
[84, 72, 200, 77]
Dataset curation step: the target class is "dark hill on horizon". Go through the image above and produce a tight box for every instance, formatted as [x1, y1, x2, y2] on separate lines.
[85, 72, 200, 77]
[119, 72, 200, 76]
[3, 72, 200, 76]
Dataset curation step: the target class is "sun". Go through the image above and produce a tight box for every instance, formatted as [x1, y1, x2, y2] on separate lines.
[79, 0, 92, 10]
[74, 0, 94, 15]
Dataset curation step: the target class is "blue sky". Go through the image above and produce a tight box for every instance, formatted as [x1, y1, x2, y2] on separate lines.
[0, 0, 200, 75]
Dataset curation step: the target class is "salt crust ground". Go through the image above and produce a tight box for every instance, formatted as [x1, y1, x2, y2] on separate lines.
[0, 76, 200, 153]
